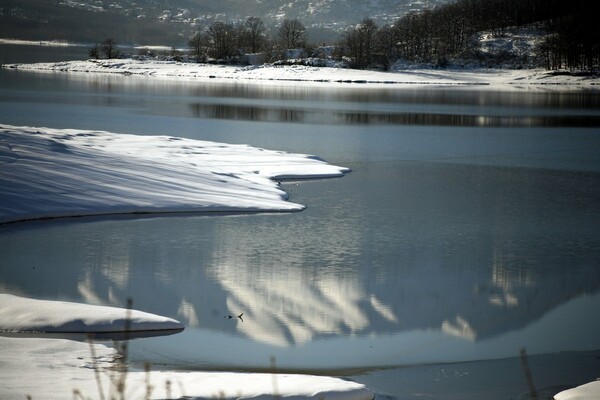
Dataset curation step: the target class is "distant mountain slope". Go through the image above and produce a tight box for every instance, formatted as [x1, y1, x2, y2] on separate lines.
[197, 0, 451, 24]
[0, 0, 449, 45]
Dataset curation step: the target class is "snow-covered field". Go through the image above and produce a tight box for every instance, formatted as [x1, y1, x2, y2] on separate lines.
[2, 58, 598, 89]
[0, 125, 349, 224]
[0, 295, 373, 400]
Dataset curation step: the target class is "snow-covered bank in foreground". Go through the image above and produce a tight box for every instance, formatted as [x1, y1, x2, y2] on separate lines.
[554, 381, 600, 400]
[2, 59, 598, 89]
[0, 125, 349, 224]
[0, 337, 372, 400]
[0, 296, 372, 400]
[0, 294, 183, 333]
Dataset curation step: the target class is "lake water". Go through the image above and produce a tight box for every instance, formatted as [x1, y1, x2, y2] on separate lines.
[1, 44, 600, 399]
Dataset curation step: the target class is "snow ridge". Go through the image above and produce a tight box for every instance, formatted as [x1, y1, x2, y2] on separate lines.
[0, 125, 350, 224]
[0, 293, 183, 333]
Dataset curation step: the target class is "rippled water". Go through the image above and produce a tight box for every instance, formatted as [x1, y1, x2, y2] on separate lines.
[1, 45, 600, 398]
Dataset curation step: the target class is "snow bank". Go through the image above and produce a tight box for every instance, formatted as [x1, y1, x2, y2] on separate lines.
[554, 381, 600, 400]
[0, 125, 350, 224]
[0, 295, 372, 399]
[0, 335, 373, 400]
[0, 294, 183, 333]
[2, 59, 598, 89]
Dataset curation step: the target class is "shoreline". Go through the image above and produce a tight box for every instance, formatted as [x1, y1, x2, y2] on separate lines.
[2, 58, 598, 91]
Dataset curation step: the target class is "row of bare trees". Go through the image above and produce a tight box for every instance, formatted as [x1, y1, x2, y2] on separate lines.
[537, 11, 598, 71]
[89, 38, 120, 59]
[188, 17, 307, 61]
[95, 0, 597, 71]
[338, 0, 597, 70]
[194, 0, 596, 71]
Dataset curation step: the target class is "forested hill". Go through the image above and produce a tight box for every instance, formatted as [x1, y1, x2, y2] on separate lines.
[1, 0, 597, 70]
[356, 0, 598, 70]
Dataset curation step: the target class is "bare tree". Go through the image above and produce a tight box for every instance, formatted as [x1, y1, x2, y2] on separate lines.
[375, 25, 397, 70]
[188, 32, 207, 62]
[89, 44, 100, 59]
[244, 17, 265, 53]
[342, 18, 378, 69]
[101, 38, 119, 59]
[207, 21, 237, 60]
[278, 18, 306, 49]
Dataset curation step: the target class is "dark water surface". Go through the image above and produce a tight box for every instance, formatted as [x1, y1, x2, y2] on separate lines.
[1, 45, 600, 399]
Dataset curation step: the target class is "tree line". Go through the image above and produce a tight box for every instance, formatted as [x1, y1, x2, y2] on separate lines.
[339, 0, 598, 70]
[92, 0, 597, 71]
[188, 17, 309, 62]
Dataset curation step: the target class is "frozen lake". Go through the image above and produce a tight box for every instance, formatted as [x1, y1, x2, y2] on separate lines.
[1, 44, 600, 399]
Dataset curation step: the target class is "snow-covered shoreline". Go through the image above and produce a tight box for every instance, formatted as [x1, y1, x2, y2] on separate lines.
[0, 125, 349, 224]
[2, 58, 598, 89]
[0, 294, 373, 400]
[0, 334, 373, 400]
[0, 294, 184, 334]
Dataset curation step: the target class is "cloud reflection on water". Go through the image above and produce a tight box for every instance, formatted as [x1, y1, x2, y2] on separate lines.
[1, 190, 599, 368]
[215, 261, 379, 346]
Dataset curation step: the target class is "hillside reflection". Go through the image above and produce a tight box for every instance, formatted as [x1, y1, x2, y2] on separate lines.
[186, 102, 600, 127]
[2, 208, 599, 370]
[1, 163, 599, 359]
[205, 237, 599, 347]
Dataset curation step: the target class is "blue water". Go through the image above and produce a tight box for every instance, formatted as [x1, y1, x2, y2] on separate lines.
[1, 44, 600, 398]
